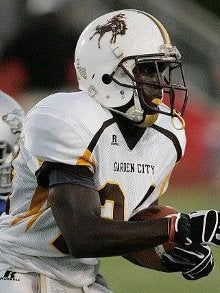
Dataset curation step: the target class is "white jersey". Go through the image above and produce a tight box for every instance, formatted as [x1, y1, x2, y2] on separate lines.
[0, 91, 186, 286]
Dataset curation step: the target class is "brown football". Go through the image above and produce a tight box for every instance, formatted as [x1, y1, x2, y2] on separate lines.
[124, 205, 179, 271]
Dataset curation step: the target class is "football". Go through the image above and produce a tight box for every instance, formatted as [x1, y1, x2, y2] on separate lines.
[124, 205, 179, 271]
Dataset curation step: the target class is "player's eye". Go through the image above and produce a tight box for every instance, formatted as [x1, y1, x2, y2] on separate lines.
[157, 62, 167, 73]
[133, 62, 167, 76]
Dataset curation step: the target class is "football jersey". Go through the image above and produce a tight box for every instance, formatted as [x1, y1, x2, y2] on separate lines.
[0, 91, 186, 286]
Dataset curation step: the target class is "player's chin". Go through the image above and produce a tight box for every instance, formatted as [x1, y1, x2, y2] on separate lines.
[136, 111, 159, 128]
[143, 104, 160, 116]
[150, 103, 160, 112]
[140, 92, 162, 111]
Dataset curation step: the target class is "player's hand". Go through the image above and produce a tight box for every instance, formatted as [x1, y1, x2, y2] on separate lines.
[161, 245, 214, 280]
[190, 210, 220, 246]
[168, 213, 191, 245]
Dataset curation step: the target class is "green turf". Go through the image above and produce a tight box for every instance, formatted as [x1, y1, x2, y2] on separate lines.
[99, 187, 220, 293]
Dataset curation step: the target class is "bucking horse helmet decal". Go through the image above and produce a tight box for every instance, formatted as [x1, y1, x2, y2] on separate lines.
[90, 13, 127, 48]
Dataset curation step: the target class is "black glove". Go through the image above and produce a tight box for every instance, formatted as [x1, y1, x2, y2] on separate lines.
[161, 245, 214, 280]
[168, 213, 191, 246]
[190, 210, 220, 246]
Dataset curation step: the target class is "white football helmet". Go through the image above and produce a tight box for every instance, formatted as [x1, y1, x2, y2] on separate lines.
[0, 91, 25, 195]
[75, 9, 188, 124]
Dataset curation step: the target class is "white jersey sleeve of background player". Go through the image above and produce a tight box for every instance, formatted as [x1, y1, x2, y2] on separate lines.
[23, 91, 110, 172]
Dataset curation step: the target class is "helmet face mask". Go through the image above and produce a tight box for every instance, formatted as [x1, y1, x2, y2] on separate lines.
[109, 52, 188, 118]
[75, 9, 188, 124]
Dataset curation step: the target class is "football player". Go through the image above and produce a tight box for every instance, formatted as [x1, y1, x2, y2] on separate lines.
[0, 10, 219, 293]
[0, 91, 24, 215]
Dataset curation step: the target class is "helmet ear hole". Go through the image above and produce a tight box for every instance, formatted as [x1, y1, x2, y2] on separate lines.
[102, 74, 112, 85]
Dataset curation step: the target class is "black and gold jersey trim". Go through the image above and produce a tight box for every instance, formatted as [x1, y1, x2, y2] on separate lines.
[134, 185, 156, 211]
[151, 124, 182, 162]
[87, 118, 115, 152]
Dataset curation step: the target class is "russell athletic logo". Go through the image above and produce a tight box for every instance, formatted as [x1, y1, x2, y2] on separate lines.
[0, 271, 20, 281]
[111, 134, 119, 146]
[90, 13, 127, 48]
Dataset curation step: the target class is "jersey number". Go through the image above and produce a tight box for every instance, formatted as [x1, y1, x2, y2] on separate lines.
[52, 182, 125, 253]
[99, 182, 125, 220]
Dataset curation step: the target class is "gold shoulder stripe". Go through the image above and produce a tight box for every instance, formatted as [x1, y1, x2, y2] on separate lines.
[76, 119, 115, 170]
[38, 159, 44, 168]
[76, 149, 95, 172]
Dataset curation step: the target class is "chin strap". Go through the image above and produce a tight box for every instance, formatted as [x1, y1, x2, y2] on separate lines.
[125, 90, 144, 122]
[161, 103, 185, 130]
[136, 113, 159, 128]
[171, 110, 185, 130]
[106, 106, 143, 122]
[107, 92, 185, 130]
[107, 105, 158, 128]
[136, 95, 161, 128]
[106, 90, 144, 123]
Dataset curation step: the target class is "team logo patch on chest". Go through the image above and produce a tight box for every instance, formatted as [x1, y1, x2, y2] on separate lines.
[114, 161, 155, 174]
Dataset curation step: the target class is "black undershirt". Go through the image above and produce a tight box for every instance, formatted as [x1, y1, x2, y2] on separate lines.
[36, 162, 96, 189]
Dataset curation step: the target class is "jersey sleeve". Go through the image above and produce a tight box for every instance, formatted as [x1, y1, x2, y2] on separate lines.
[36, 162, 96, 189]
[23, 106, 95, 173]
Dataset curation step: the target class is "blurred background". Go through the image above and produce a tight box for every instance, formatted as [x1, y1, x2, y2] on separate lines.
[0, 0, 219, 292]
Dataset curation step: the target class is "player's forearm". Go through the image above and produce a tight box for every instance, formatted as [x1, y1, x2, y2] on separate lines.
[49, 184, 169, 258]
[68, 217, 169, 258]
